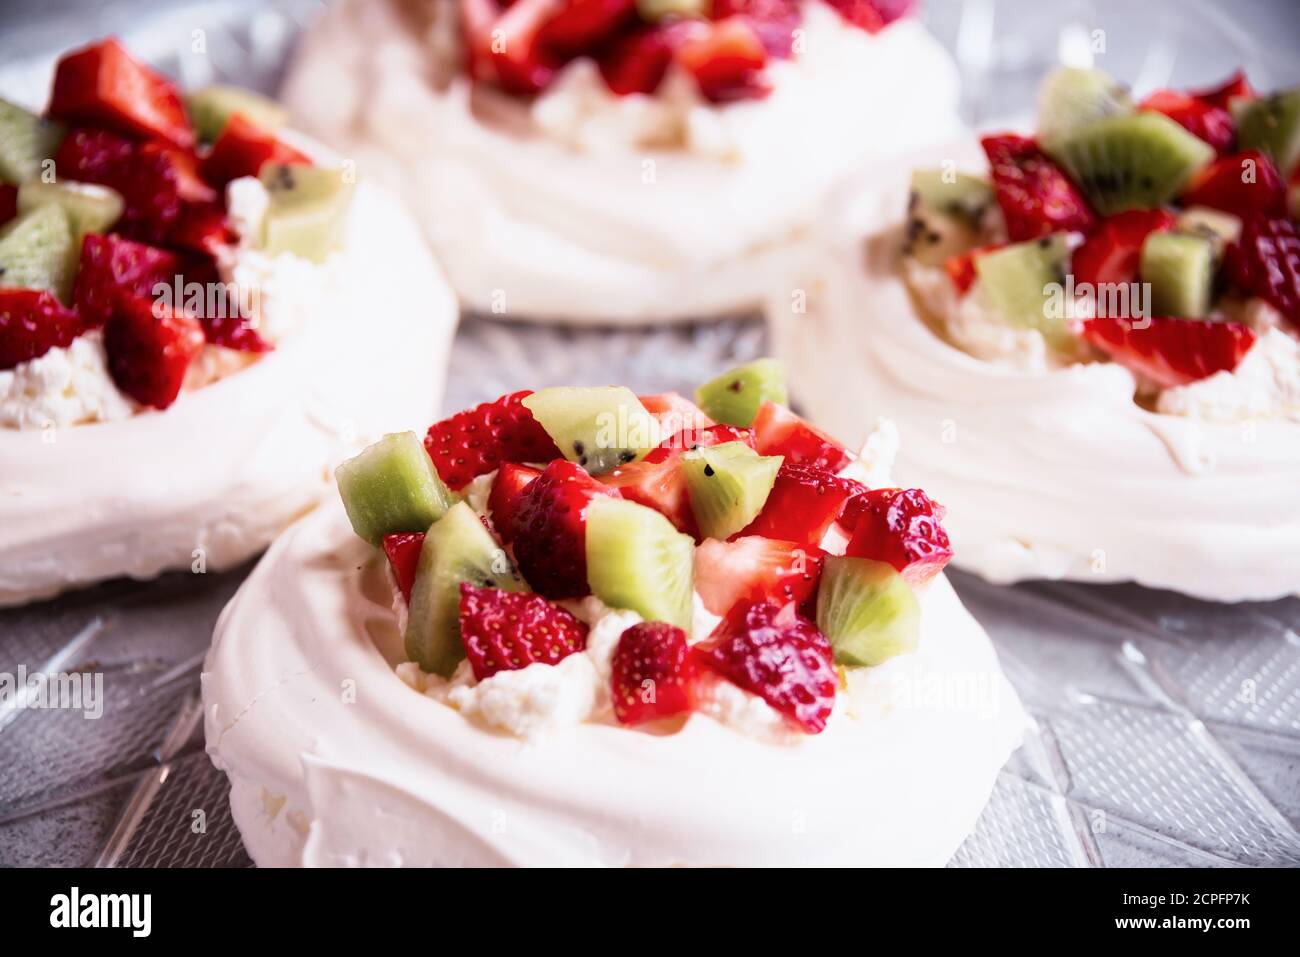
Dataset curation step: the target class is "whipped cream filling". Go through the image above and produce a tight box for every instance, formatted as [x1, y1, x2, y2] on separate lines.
[0, 331, 135, 430]
[282, 0, 962, 321]
[768, 140, 1300, 600]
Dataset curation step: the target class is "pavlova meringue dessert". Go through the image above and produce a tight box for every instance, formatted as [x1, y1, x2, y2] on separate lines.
[0, 38, 455, 606]
[281, 0, 961, 323]
[204, 359, 1025, 866]
[771, 66, 1300, 601]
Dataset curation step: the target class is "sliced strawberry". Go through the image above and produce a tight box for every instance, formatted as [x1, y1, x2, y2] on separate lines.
[598, 27, 673, 96]
[0, 184, 16, 226]
[673, 17, 770, 104]
[695, 599, 836, 733]
[1180, 150, 1287, 218]
[423, 389, 561, 491]
[169, 200, 237, 256]
[1226, 215, 1300, 328]
[167, 251, 271, 353]
[0, 290, 86, 370]
[751, 401, 850, 472]
[461, 0, 504, 84]
[695, 536, 824, 617]
[822, 0, 914, 33]
[610, 621, 696, 724]
[1079, 315, 1256, 388]
[383, 532, 425, 602]
[491, 0, 566, 96]
[47, 38, 194, 149]
[488, 462, 541, 542]
[649, 423, 753, 461]
[1139, 89, 1235, 154]
[511, 459, 620, 598]
[844, 487, 952, 588]
[1192, 70, 1256, 111]
[74, 232, 180, 328]
[980, 133, 1096, 241]
[104, 294, 204, 408]
[1070, 209, 1177, 288]
[200, 113, 310, 189]
[945, 251, 979, 296]
[542, 0, 636, 54]
[741, 463, 862, 547]
[711, 0, 802, 57]
[458, 584, 589, 681]
[639, 391, 714, 436]
[599, 451, 695, 535]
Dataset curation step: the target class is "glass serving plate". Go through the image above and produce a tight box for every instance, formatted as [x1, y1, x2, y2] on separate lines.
[0, 0, 1297, 868]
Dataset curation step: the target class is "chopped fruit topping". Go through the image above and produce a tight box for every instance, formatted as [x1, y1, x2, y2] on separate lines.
[0, 289, 85, 370]
[741, 463, 862, 547]
[407, 502, 526, 676]
[696, 599, 836, 733]
[673, 17, 770, 104]
[492, 0, 566, 95]
[488, 462, 542, 543]
[200, 113, 309, 188]
[682, 440, 782, 541]
[817, 556, 920, 667]
[1140, 231, 1214, 318]
[1193, 70, 1256, 111]
[652, 423, 753, 458]
[822, 0, 914, 34]
[751, 400, 851, 472]
[599, 28, 674, 96]
[48, 38, 194, 149]
[1035, 67, 1134, 143]
[611, 622, 696, 724]
[586, 497, 696, 628]
[185, 85, 288, 143]
[694, 357, 787, 427]
[73, 232, 179, 327]
[980, 133, 1096, 241]
[512, 459, 621, 599]
[543, 0, 637, 54]
[1180, 150, 1288, 218]
[945, 250, 980, 295]
[424, 390, 561, 491]
[259, 163, 355, 263]
[1226, 215, 1300, 328]
[1070, 209, 1176, 288]
[0, 203, 78, 303]
[1139, 89, 1235, 154]
[1078, 315, 1256, 388]
[169, 200, 236, 257]
[103, 294, 204, 408]
[599, 448, 697, 536]
[523, 386, 655, 475]
[695, 536, 824, 617]
[458, 584, 589, 681]
[843, 488, 952, 588]
[639, 391, 714, 437]
[17, 179, 124, 238]
[975, 235, 1074, 350]
[0, 99, 64, 186]
[1234, 89, 1300, 179]
[336, 432, 456, 546]
[384, 532, 425, 603]
[711, 0, 801, 57]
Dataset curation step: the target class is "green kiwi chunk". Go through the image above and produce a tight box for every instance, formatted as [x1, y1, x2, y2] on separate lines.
[694, 358, 787, 428]
[259, 163, 355, 263]
[1176, 206, 1241, 264]
[816, 557, 921, 667]
[1036, 67, 1133, 143]
[17, 180, 123, 238]
[0, 99, 63, 186]
[523, 386, 656, 475]
[905, 169, 994, 267]
[186, 85, 288, 142]
[585, 498, 695, 629]
[405, 502, 525, 676]
[1140, 232, 1214, 318]
[973, 234, 1072, 348]
[682, 441, 781, 541]
[1044, 112, 1214, 214]
[335, 432, 455, 546]
[1235, 88, 1300, 178]
[0, 204, 77, 302]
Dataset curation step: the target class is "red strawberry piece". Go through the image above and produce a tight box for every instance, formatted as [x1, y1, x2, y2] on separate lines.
[742, 463, 864, 547]
[980, 133, 1096, 241]
[511, 459, 621, 599]
[47, 38, 194, 149]
[169, 200, 237, 256]
[599, 27, 673, 96]
[200, 113, 309, 189]
[542, 0, 636, 54]
[673, 17, 771, 104]
[168, 251, 271, 353]
[73, 232, 180, 327]
[490, 0, 566, 96]
[1226, 215, 1300, 328]
[945, 251, 979, 296]
[1192, 70, 1256, 111]
[695, 535, 824, 617]
[461, 0, 505, 84]
[600, 448, 697, 536]
[0, 290, 87, 370]
[639, 391, 714, 435]
[844, 488, 953, 588]
[751, 400, 850, 472]
[488, 462, 542, 542]
[383, 532, 425, 602]
[822, 0, 914, 33]
[1079, 315, 1256, 388]
[696, 599, 836, 733]
[0, 184, 16, 226]
[610, 621, 696, 724]
[424, 389, 561, 490]
[104, 294, 205, 408]
[1180, 150, 1287, 218]
[458, 583, 589, 680]
[1139, 89, 1235, 154]
[649, 423, 754, 461]
[711, 0, 802, 58]
[1070, 208, 1177, 289]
